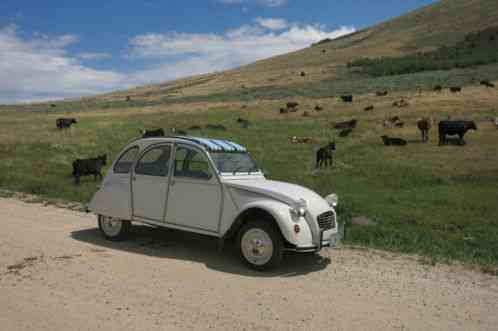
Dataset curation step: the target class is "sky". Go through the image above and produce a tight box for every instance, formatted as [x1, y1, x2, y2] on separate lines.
[0, 0, 436, 104]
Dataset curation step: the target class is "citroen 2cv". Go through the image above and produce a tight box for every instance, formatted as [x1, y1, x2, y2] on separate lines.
[87, 136, 339, 270]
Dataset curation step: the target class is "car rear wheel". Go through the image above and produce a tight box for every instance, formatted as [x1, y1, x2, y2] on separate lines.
[238, 220, 284, 271]
[98, 215, 131, 241]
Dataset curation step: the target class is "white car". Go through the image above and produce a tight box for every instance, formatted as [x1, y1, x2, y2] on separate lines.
[88, 136, 339, 270]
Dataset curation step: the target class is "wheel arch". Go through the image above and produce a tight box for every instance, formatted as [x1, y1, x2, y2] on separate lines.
[222, 202, 296, 246]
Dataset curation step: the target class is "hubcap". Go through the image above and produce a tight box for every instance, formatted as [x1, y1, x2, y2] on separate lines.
[100, 216, 123, 237]
[241, 228, 274, 266]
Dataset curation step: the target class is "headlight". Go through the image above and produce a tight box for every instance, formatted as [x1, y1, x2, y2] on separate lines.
[325, 193, 338, 207]
[290, 199, 307, 217]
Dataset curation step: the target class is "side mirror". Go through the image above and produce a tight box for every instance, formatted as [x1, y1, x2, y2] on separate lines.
[262, 169, 271, 177]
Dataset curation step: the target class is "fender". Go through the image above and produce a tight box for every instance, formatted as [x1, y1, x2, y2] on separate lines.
[223, 200, 313, 248]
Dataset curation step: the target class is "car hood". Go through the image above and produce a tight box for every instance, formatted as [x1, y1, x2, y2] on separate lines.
[223, 178, 330, 214]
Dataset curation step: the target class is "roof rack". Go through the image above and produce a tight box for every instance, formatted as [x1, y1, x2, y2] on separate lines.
[124, 135, 247, 153]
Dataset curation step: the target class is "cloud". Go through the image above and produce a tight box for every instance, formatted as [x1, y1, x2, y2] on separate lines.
[255, 17, 288, 30]
[0, 20, 355, 103]
[259, 0, 287, 7]
[0, 25, 125, 103]
[218, 0, 288, 8]
[77, 52, 112, 60]
[128, 22, 355, 82]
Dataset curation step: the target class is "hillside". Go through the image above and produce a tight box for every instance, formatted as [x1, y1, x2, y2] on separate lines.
[1, 0, 497, 112]
[105, 0, 498, 101]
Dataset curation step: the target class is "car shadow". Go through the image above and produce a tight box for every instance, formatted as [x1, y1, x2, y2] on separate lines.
[71, 225, 331, 278]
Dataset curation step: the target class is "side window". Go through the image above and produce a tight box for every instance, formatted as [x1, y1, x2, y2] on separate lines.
[174, 146, 212, 180]
[113, 147, 139, 174]
[135, 145, 172, 177]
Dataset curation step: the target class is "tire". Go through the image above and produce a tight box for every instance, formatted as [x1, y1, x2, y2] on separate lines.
[98, 215, 131, 241]
[237, 220, 284, 271]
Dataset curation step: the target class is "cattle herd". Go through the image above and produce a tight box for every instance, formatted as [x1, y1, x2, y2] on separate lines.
[277, 82, 496, 169]
[55, 80, 495, 183]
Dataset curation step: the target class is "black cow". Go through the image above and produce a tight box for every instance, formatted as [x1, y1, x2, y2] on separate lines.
[279, 108, 289, 114]
[72, 155, 107, 185]
[438, 120, 477, 145]
[376, 91, 388, 97]
[364, 105, 374, 112]
[340, 95, 353, 103]
[339, 128, 352, 137]
[237, 118, 250, 128]
[286, 102, 299, 109]
[450, 87, 462, 93]
[417, 118, 432, 142]
[481, 80, 495, 88]
[314, 105, 324, 112]
[141, 128, 165, 138]
[206, 124, 227, 131]
[125, 95, 131, 102]
[333, 119, 357, 130]
[56, 118, 77, 129]
[433, 85, 442, 92]
[300, 71, 306, 77]
[381, 136, 407, 146]
[316, 142, 336, 168]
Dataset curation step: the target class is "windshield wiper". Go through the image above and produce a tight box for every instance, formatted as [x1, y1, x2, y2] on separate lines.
[248, 166, 259, 175]
[232, 165, 244, 175]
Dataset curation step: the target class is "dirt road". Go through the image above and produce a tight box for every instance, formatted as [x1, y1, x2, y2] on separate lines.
[0, 198, 497, 331]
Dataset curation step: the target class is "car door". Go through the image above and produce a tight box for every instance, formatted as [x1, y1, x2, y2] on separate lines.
[132, 144, 172, 222]
[165, 144, 222, 233]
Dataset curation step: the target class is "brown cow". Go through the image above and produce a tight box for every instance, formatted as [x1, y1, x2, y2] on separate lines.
[417, 118, 432, 142]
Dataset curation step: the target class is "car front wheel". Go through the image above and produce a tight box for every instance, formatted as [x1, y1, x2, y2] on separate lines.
[98, 215, 131, 241]
[238, 220, 284, 271]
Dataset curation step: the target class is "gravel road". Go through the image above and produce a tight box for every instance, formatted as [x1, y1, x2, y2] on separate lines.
[1, 198, 497, 331]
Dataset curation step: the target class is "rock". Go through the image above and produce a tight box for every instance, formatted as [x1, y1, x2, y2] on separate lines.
[351, 216, 378, 226]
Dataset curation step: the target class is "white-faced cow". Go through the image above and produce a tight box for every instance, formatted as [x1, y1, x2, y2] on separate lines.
[140, 128, 165, 138]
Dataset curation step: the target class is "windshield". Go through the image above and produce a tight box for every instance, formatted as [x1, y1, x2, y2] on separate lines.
[209, 152, 260, 174]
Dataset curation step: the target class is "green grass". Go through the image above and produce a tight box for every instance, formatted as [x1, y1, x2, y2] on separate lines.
[1, 95, 497, 273]
[1, 0, 498, 275]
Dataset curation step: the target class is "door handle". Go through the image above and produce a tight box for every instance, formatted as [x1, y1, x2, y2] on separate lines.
[132, 175, 136, 181]
[170, 179, 176, 186]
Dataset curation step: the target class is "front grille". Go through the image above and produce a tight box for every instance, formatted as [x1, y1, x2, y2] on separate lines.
[317, 211, 335, 230]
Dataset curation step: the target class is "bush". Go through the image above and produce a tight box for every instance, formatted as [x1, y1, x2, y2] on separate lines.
[348, 27, 498, 76]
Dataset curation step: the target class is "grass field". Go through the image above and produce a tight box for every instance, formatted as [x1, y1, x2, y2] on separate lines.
[1, 84, 497, 273]
[1, 0, 498, 274]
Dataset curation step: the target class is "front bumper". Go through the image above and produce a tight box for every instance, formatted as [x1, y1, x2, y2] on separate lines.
[288, 231, 340, 253]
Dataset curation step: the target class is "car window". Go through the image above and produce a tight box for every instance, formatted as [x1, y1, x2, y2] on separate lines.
[114, 146, 139, 174]
[174, 146, 212, 180]
[135, 145, 172, 177]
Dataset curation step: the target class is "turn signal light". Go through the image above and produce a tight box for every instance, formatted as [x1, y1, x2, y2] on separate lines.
[294, 224, 301, 234]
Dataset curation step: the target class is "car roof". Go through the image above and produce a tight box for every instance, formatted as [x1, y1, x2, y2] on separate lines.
[129, 136, 247, 153]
